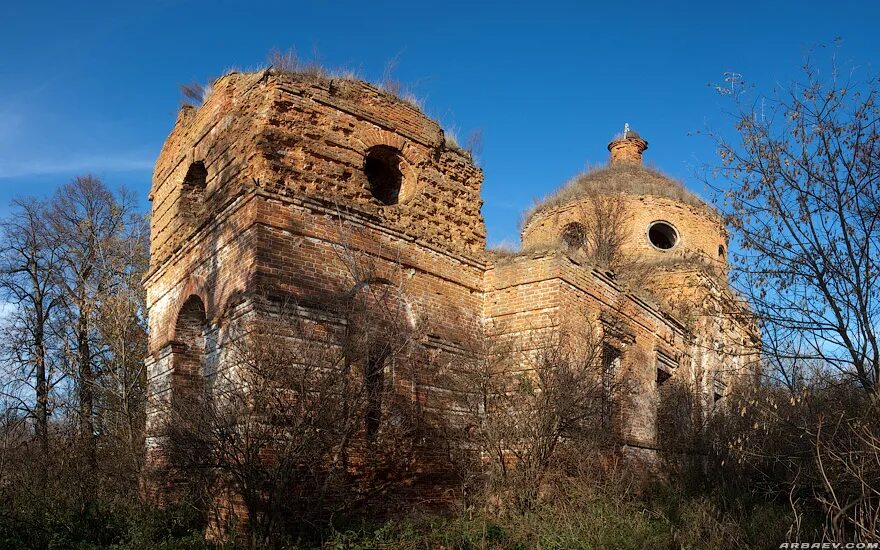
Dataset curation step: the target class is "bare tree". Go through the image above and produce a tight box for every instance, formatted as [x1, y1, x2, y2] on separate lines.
[48, 176, 144, 500]
[180, 82, 210, 107]
[162, 285, 427, 548]
[705, 55, 880, 393]
[701, 52, 880, 539]
[0, 181, 149, 545]
[0, 199, 64, 478]
[581, 194, 629, 270]
[162, 217, 432, 547]
[708, 376, 880, 542]
[812, 400, 880, 542]
[92, 210, 149, 491]
[446, 315, 633, 512]
[466, 129, 484, 159]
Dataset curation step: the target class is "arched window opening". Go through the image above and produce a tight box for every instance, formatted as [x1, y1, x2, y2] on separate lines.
[647, 221, 679, 250]
[364, 146, 403, 205]
[718, 244, 726, 258]
[172, 295, 208, 406]
[560, 222, 587, 252]
[181, 161, 208, 219]
[166, 295, 209, 488]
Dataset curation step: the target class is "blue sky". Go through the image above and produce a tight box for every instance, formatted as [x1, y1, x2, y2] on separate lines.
[1, 0, 878, 246]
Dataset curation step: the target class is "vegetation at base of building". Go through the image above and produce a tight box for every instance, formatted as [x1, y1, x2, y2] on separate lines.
[321, 490, 797, 550]
[1, 361, 872, 548]
[0, 500, 216, 550]
[0, 454, 808, 550]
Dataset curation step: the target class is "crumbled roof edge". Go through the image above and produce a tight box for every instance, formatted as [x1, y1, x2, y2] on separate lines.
[200, 68, 473, 160]
[521, 162, 720, 230]
[485, 243, 553, 263]
[483, 247, 693, 331]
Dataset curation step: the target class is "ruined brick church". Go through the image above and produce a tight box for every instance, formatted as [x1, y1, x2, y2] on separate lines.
[144, 69, 758, 496]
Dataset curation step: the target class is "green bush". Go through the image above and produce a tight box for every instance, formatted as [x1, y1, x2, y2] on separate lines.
[318, 485, 801, 550]
[0, 496, 215, 550]
[0, 479, 804, 549]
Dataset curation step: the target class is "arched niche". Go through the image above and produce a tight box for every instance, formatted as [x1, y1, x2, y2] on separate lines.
[171, 295, 209, 408]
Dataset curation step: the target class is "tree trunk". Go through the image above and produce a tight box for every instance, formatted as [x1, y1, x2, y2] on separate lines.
[77, 308, 96, 502]
[34, 317, 49, 486]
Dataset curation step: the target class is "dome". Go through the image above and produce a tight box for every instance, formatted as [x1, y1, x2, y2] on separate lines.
[524, 162, 716, 227]
[520, 162, 728, 271]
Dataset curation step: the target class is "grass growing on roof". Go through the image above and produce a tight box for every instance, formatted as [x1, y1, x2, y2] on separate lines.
[523, 162, 717, 228]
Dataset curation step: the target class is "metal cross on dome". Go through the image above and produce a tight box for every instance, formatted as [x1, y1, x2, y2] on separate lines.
[624, 123, 630, 139]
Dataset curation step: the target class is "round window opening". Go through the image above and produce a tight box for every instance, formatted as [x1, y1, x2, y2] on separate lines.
[364, 146, 404, 206]
[561, 222, 587, 251]
[648, 221, 679, 250]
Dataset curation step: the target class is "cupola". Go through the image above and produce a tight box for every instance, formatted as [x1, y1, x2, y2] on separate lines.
[607, 124, 648, 164]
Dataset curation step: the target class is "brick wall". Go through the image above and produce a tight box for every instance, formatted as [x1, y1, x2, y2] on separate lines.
[484, 251, 694, 448]
[522, 193, 729, 275]
[144, 67, 759, 516]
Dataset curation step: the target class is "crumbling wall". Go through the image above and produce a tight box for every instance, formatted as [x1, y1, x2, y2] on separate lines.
[484, 251, 693, 449]
[638, 267, 761, 401]
[144, 70, 491, 507]
[251, 73, 486, 257]
[144, 67, 758, 512]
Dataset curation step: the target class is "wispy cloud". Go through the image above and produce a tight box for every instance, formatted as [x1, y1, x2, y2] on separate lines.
[0, 94, 156, 180]
[0, 154, 154, 179]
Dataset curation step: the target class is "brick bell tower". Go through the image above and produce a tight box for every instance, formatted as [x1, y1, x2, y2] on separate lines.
[141, 69, 487, 501]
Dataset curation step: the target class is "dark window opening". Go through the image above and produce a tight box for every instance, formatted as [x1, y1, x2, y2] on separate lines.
[364, 347, 387, 438]
[656, 368, 672, 386]
[718, 244, 725, 257]
[364, 146, 403, 205]
[347, 279, 408, 440]
[713, 370, 726, 404]
[181, 161, 208, 218]
[601, 343, 621, 429]
[648, 221, 678, 250]
[561, 222, 587, 252]
[602, 344, 620, 392]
